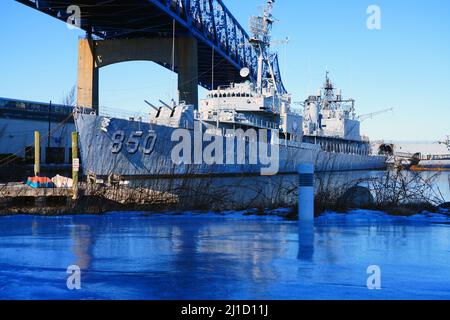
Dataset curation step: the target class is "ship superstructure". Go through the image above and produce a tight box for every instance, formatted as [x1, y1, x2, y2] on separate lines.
[197, 0, 301, 142]
[302, 72, 371, 156]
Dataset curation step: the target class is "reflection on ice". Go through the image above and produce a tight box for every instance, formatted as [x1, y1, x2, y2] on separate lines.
[298, 220, 314, 262]
[1, 209, 450, 300]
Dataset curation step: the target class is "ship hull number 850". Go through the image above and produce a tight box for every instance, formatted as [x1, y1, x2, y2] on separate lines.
[111, 130, 157, 155]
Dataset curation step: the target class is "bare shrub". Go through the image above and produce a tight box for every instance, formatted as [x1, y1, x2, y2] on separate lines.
[365, 170, 445, 210]
[312, 169, 445, 216]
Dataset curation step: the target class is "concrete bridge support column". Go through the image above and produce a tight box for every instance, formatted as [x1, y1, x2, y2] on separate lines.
[177, 37, 198, 107]
[76, 37, 199, 113]
[77, 39, 99, 113]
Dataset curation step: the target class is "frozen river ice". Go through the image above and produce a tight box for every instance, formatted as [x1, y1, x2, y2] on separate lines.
[1, 208, 450, 300]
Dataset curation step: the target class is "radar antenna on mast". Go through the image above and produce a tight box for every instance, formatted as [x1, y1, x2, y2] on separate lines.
[249, 0, 275, 47]
[248, 0, 285, 95]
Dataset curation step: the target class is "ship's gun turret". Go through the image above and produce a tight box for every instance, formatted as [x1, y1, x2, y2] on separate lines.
[149, 101, 194, 129]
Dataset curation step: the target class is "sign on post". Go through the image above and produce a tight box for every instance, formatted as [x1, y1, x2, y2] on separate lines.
[73, 158, 80, 172]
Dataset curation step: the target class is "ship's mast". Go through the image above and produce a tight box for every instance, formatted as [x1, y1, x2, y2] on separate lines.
[249, 0, 277, 94]
[318, 71, 356, 117]
[322, 70, 336, 110]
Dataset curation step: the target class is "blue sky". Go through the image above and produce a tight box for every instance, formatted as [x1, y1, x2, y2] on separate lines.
[0, 0, 449, 141]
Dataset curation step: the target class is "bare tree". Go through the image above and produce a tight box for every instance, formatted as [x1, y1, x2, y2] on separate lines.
[61, 85, 76, 107]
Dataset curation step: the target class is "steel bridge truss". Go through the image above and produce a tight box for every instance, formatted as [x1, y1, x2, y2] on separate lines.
[16, 0, 286, 92]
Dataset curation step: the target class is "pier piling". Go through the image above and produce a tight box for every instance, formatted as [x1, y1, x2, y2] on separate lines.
[0, 197, 13, 210]
[34, 131, 40, 176]
[72, 132, 79, 200]
[298, 164, 315, 221]
[35, 196, 47, 208]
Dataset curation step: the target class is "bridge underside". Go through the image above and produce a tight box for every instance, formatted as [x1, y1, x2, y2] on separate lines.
[16, 0, 251, 90]
[77, 37, 200, 111]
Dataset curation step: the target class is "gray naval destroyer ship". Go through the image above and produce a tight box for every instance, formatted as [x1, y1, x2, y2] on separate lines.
[74, 1, 386, 180]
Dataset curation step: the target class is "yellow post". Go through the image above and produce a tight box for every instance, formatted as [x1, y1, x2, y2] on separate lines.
[72, 132, 79, 200]
[34, 131, 40, 176]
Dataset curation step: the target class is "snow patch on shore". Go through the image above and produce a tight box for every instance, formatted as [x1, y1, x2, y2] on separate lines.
[318, 209, 450, 224]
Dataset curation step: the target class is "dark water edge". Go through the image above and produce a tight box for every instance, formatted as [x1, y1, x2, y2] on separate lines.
[1, 210, 450, 300]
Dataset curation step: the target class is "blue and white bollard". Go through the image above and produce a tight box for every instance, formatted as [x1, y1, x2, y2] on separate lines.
[298, 164, 315, 221]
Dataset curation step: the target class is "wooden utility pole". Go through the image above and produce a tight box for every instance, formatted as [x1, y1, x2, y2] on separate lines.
[34, 131, 40, 177]
[47, 101, 52, 149]
[72, 132, 79, 200]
